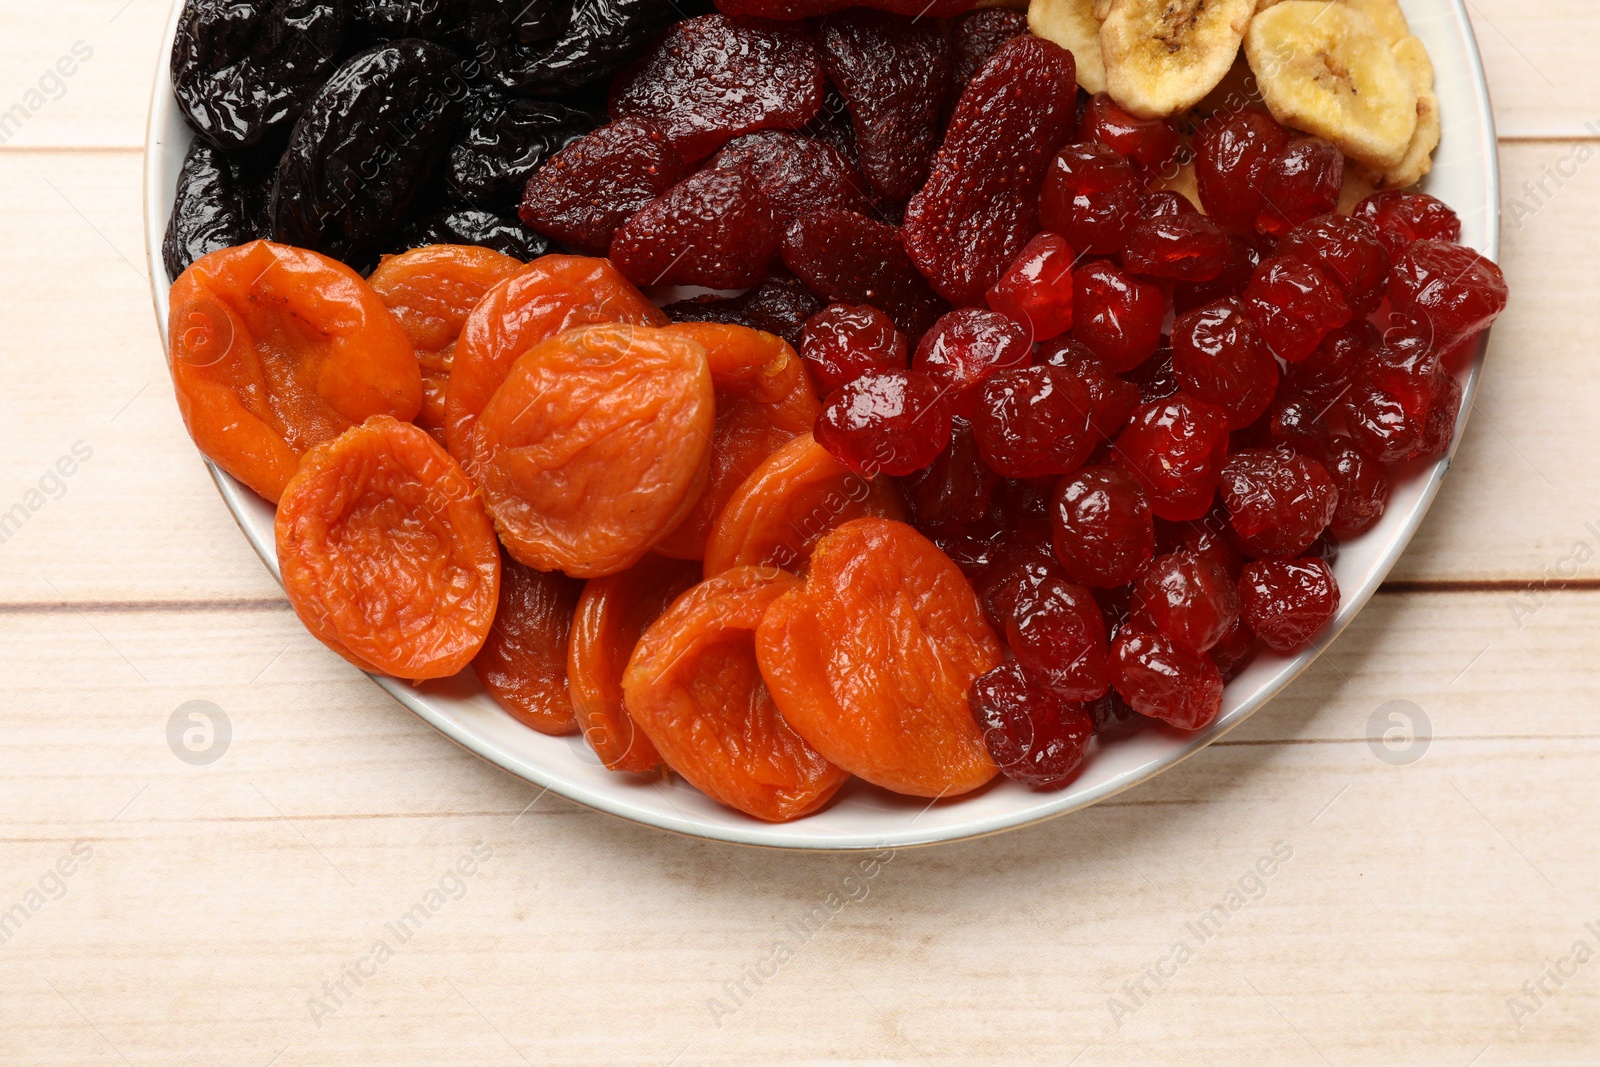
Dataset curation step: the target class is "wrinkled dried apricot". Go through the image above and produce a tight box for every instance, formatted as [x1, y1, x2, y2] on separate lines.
[472, 552, 584, 735]
[367, 245, 524, 446]
[443, 255, 668, 469]
[473, 323, 715, 577]
[624, 566, 849, 821]
[703, 432, 905, 577]
[569, 555, 700, 775]
[276, 416, 499, 680]
[169, 240, 422, 502]
[756, 517, 1002, 796]
[654, 323, 820, 560]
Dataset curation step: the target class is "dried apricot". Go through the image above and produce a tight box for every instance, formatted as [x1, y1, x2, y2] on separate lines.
[473, 324, 715, 577]
[367, 244, 524, 446]
[442, 255, 668, 469]
[169, 240, 422, 502]
[624, 566, 849, 821]
[275, 416, 499, 680]
[703, 432, 905, 577]
[570, 555, 700, 774]
[472, 552, 584, 735]
[654, 323, 820, 560]
[756, 517, 1002, 796]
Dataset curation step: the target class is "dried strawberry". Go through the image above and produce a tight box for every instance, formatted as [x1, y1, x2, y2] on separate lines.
[610, 169, 779, 288]
[707, 130, 872, 218]
[903, 36, 1078, 307]
[781, 208, 947, 338]
[609, 14, 825, 161]
[519, 118, 686, 256]
[819, 10, 952, 203]
[663, 270, 823, 349]
[950, 8, 1028, 89]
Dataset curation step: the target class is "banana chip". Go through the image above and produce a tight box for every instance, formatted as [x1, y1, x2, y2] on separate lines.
[1029, 0, 1109, 93]
[1100, 0, 1256, 119]
[1344, 0, 1410, 44]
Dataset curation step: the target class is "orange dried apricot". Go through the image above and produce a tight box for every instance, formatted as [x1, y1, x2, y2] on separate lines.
[276, 415, 500, 680]
[169, 240, 422, 502]
[702, 432, 905, 577]
[473, 323, 715, 577]
[654, 322, 820, 560]
[569, 555, 701, 774]
[367, 244, 523, 446]
[756, 517, 1002, 797]
[624, 566, 849, 821]
[443, 255, 668, 469]
[472, 551, 584, 735]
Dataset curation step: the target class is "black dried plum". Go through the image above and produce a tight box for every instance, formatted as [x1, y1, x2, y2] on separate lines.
[353, 0, 468, 43]
[397, 201, 551, 260]
[163, 138, 273, 281]
[271, 39, 466, 263]
[661, 271, 824, 349]
[171, 0, 351, 150]
[466, 0, 674, 97]
[448, 92, 596, 206]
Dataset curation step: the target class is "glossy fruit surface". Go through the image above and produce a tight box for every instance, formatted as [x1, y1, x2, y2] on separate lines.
[1238, 557, 1340, 653]
[814, 369, 952, 476]
[473, 553, 583, 735]
[970, 661, 1094, 789]
[1051, 465, 1154, 588]
[1113, 393, 1231, 522]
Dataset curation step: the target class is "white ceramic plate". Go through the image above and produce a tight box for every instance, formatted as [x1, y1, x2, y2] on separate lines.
[143, 0, 1499, 849]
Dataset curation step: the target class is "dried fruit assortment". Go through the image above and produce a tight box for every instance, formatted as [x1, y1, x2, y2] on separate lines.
[164, 0, 1510, 821]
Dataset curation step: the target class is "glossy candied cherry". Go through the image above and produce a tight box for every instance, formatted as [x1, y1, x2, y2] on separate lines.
[1266, 393, 1334, 462]
[1070, 259, 1164, 372]
[1113, 392, 1231, 522]
[972, 365, 1096, 478]
[1173, 233, 1267, 315]
[1353, 191, 1462, 256]
[915, 308, 1032, 417]
[1088, 688, 1148, 736]
[1193, 108, 1291, 230]
[1078, 93, 1180, 170]
[1006, 570, 1111, 700]
[1170, 297, 1280, 429]
[1237, 557, 1340, 653]
[1143, 190, 1197, 217]
[801, 303, 908, 395]
[1124, 341, 1178, 404]
[1220, 448, 1339, 559]
[969, 660, 1094, 788]
[1284, 320, 1380, 409]
[1209, 614, 1257, 681]
[814, 368, 951, 476]
[1110, 629, 1223, 730]
[1038, 142, 1141, 255]
[1279, 214, 1391, 316]
[1244, 256, 1352, 363]
[1037, 339, 1140, 441]
[1122, 214, 1233, 282]
[1051, 465, 1154, 588]
[1345, 312, 1440, 462]
[902, 417, 999, 527]
[1412, 369, 1464, 460]
[1324, 435, 1391, 535]
[986, 232, 1076, 341]
[1387, 239, 1509, 353]
[1130, 550, 1240, 653]
[1257, 137, 1343, 236]
[1155, 504, 1244, 580]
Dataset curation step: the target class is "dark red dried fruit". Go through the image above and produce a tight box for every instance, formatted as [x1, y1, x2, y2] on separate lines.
[1051, 465, 1153, 588]
[781, 209, 947, 338]
[1005, 571, 1110, 700]
[717, 0, 981, 18]
[1257, 137, 1343, 236]
[1244, 256, 1352, 363]
[520, 118, 686, 256]
[1324, 435, 1390, 535]
[903, 36, 1079, 306]
[970, 660, 1094, 788]
[1352, 190, 1462, 256]
[814, 368, 951, 475]
[1038, 340, 1140, 442]
[707, 130, 872, 217]
[1122, 214, 1233, 282]
[986, 233, 1076, 342]
[1070, 259, 1164, 372]
[1172, 233, 1266, 316]
[902, 417, 999, 526]
[1038, 142, 1141, 255]
[1220, 448, 1338, 559]
[1124, 340, 1179, 404]
[1345, 312, 1439, 462]
[915, 309, 1032, 418]
[972, 366, 1096, 479]
[1284, 320, 1379, 410]
[1278, 214, 1391, 316]
[609, 168, 780, 288]
[1266, 393, 1334, 461]
[1156, 506, 1245, 581]
[950, 7, 1028, 89]
[1078, 93, 1180, 171]
[801, 303, 908, 395]
[1237, 557, 1340, 653]
[1171, 297, 1279, 429]
[1194, 108, 1291, 230]
[1143, 190, 1198, 217]
[1110, 629, 1223, 730]
[663, 270, 824, 349]
[1387, 239, 1509, 353]
[1412, 369, 1464, 460]
[819, 10, 952, 202]
[1130, 551, 1240, 653]
[609, 14, 825, 161]
[1209, 614, 1257, 681]
[1113, 392, 1230, 522]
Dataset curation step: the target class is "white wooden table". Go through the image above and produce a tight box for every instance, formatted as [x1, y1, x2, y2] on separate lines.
[2, 3, 1598, 1063]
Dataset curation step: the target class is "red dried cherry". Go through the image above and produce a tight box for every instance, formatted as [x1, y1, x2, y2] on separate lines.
[915, 308, 1032, 418]
[1278, 214, 1391, 315]
[1352, 191, 1462, 256]
[1257, 137, 1343, 236]
[1130, 550, 1240, 654]
[1387, 240, 1509, 353]
[814, 368, 951, 476]
[1051, 464, 1153, 588]
[1037, 339, 1140, 442]
[1078, 93, 1180, 170]
[1220, 448, 1339, 559]
[1124, 340, 1178, 404]
[1283, 320, 1379, 409]
[1210, 614, 1257, 681]
[1324, 435, 1390, 535]
[986, 233, 1076, 341]
[1412, 369, 1464, 460]
[969, 660, 1094, 788]
[1070, 259, 1163, 372]
[1238, 557, 1340, 653]
[1143, 190, 1197, 217]
[1244, 256, 1352, 363]
[902, 416, 999, 526]
[1038, 142, 1140, 255]
[1170, 297, 1279, 429]
[801, 303, 907, 395]
[1006, 570, 1110, 700]
[1113, 392, 1231, 522]
[1122, 214, 1233, 282]
[1194, 109, 1291, 230]
[972, 366, 1096, 478]
[1110, 629, 1223, 730]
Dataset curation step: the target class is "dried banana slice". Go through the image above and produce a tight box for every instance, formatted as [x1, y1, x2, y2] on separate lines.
[1099, 0, 1256, 119]
[1029, 0, 1108, 94]
[1375, 89, 1440, 188]
[1245, 1, 1418, 170]
[1392, 34, 1434, 92]
[1345, 0, 1411, 44]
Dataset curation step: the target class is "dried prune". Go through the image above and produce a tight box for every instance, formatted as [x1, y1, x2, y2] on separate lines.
[473, 552, 584, 735]
[169, 240, 422, 502]
[171, 0, 350, 150]
[355, 0, 467, 43]
[163, 138, 271, 282]
[467, 0, 674, 97]
[472, 323, 714, 576]
[703, 432, 904, 576]
[276, 416, 499, 680]
[780, 209, 947, 339]
[756, 517, 1003, 797]
[707, 131, 872, 217]
[396, 200, 550, 261]
[449, 93, 595, 206]
[903, 37, 1078, 307]
[609, 168, 781, 289]
[609, 14, 825, 161]
[271, 41, 465, 263]
[662, 271, 823, 350]
[624, 567, 849, 821]
[519, 118, 686, 256]
[950, 8, 1028, 89]
[818, 10, 951, 202]
[570, 555, 699, 774]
